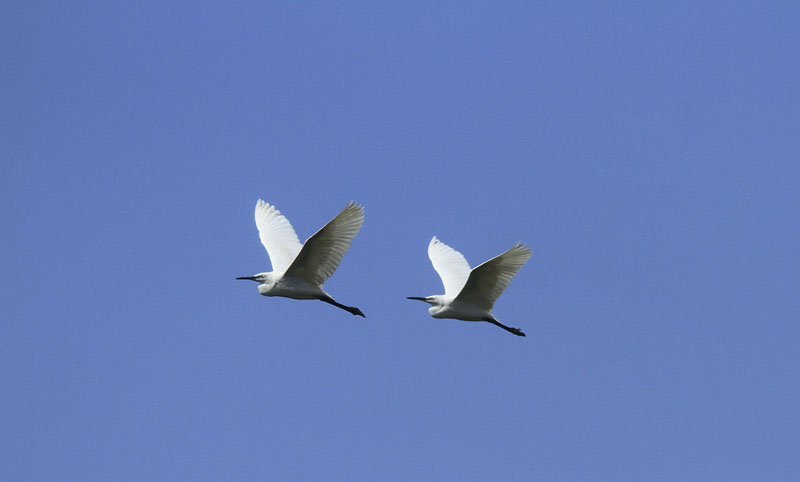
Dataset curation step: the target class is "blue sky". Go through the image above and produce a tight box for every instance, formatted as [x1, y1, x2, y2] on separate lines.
[3, 2, 799, 480]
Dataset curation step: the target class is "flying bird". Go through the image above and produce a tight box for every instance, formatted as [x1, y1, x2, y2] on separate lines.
[408, 236, 531, 336]
[237, 200, 366, 317]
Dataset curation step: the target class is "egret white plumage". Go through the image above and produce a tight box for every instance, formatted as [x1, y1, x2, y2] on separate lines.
[238, 200, 366, 317]
[408, 236, 532, 336]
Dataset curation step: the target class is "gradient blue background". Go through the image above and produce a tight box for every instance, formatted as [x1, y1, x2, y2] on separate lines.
[3, 2, 799, 480]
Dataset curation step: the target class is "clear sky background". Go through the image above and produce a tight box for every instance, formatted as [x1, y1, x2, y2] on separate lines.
[3, 2, 799, 481]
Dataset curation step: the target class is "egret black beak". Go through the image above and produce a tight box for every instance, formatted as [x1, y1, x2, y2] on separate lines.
[236, 276, 258, 281]
[407, 297, 428, 301]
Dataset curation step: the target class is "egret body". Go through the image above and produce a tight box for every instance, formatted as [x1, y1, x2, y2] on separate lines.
[238, 200, 365, 317]
[408, 236, 531, 336]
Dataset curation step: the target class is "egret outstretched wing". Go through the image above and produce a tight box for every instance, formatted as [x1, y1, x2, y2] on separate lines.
[254, 199, 303, 273]
[455, 242, 531, 311]
[428, 236, 471, 297]
[285, 202, 364, 287]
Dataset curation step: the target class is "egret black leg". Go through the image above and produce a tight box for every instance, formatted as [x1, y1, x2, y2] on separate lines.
[319, 296, 365, 317]
[486, 318, 525, 337]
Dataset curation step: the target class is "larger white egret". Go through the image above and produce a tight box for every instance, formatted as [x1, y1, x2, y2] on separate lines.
[237, 200, 366, 317]
[408, 236, 532, 336]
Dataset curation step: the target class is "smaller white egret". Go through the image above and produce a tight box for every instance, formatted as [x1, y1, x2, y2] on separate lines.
[238, 200, 365, 317]
[408, 236, 532, 336]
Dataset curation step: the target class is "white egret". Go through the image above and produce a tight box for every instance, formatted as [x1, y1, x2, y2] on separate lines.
[237, 200, 366, 317]
[408, 236, 532, 336]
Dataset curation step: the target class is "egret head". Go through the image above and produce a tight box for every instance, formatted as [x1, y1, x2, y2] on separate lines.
[236, 272, 271, 283]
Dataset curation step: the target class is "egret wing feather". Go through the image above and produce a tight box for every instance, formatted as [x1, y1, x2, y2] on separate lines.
[455, 243, 532, 310]
[254, 200, 303, 273]
[428, 236, 471, 297]
[285, 202, 364, 286]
